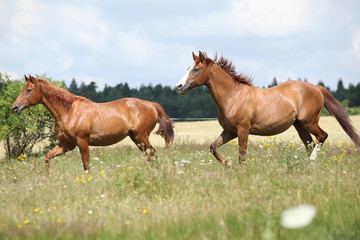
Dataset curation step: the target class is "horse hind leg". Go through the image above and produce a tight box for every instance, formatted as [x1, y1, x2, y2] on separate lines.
[129, 130, 156, 163]
[299, 121, 328, 160]
[293, 121, 314, 152]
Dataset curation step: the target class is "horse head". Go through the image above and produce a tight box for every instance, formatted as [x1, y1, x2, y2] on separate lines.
[12, 75, 42, 114]
[176, 51, 211, 95]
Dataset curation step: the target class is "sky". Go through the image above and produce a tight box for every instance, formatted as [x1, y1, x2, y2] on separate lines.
[1, 0, 360, 91]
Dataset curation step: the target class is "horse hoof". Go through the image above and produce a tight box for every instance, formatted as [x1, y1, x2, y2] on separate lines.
[226, 161, 233, 167]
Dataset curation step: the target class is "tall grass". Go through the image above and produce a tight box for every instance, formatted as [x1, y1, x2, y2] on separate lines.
[0, 138, 359, 239]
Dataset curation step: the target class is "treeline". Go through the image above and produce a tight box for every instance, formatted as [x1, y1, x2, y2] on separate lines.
[67, 79, 217, 118]
[66, 78, 360, 118]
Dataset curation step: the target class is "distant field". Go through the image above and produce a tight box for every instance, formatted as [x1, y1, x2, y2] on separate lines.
[107, 115, 360, 149]
[1, 116, 359, 159]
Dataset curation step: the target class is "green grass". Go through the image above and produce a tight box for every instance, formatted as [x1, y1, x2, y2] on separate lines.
[0, 138, 359, 239]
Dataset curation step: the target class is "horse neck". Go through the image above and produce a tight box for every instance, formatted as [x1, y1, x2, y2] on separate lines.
[205, 65, 250, 111]
[39, 83, 74, 122]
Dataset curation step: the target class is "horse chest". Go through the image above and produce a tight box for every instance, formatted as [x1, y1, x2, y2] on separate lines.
[218, 115, 238, 134]
[54, 122, 79, 144]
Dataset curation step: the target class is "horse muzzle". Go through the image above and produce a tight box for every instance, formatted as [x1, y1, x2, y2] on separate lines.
[176, 84, 191, 95]
[11, 105, 24, 114]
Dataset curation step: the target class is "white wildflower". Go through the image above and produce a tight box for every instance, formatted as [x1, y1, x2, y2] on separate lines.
[280, 204, 316, 229]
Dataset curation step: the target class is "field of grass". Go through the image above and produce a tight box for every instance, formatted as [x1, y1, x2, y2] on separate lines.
[0, 118, 360, 239]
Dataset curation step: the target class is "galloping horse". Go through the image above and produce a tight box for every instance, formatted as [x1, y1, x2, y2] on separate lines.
[12, 75, 174, 172]
[176, 51, 360, 165]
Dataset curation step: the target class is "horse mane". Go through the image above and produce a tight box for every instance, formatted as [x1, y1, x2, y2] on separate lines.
[201, 52, 253, 85]
[38, 79, 91, 109]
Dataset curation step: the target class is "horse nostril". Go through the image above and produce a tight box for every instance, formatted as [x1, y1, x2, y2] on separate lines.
[176, 84, 182, 88]
[12, 106, 18, 113]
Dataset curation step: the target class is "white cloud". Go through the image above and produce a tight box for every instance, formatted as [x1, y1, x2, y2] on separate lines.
[57, 4, 111, 52]
[10, 0, 47, 38]
[117, 32, 164, 66]
[0, 68, 20, 80]
[352, 28, 360, 60]
[163, 0, 325, 37]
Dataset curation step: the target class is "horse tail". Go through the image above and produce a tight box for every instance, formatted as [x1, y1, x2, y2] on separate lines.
[318, 86, 360, 147]
[151, 102, 175, 149]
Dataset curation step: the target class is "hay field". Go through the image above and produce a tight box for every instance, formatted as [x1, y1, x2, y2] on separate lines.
[125, 115, 360, 147]
[1, 116, 359, 159]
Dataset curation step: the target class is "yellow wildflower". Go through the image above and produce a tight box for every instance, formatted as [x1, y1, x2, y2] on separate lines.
[18, 224, 22, 228]
[24, 220, 29, 224]
[53, 206, 57, 210]
[142, 209, 148, 214]
[34, 208, 39, 213]
[56, 219, 62, 223]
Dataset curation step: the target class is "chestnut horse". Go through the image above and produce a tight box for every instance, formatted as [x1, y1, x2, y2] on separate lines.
[12, 75, 174, 172]
[176, 51, 360, 165]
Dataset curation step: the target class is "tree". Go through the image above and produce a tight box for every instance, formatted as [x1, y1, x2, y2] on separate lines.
[0, 73, 64, 157]
[334, 78, 347, 101]
[268, 78, 278, 88]
[68, 78, 79, 95]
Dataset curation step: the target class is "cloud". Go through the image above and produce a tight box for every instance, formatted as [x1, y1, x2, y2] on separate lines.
[352, 28, 360, 60]
[117, 32, 163, 66]
[162, 0, 325, 37]
[10, 0, 47, 38]
[57, 4, 111, 52]
[0, 68, 20, 80]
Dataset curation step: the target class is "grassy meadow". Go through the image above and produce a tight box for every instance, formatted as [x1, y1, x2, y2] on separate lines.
[0, 118, 360, 239]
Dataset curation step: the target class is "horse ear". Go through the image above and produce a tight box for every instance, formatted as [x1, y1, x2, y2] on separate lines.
[198, 51, 204, 62]
[24, 75, 29, 82]
[28, 75, 36, 84]
[192, 52, 199, 62]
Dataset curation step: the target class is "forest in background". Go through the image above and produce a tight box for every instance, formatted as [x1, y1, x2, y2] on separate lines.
[1, 75, 359, 118]
[66, 77, 360, 117]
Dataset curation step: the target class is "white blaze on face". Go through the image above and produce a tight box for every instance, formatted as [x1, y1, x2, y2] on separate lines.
[176, 63, 194, 88]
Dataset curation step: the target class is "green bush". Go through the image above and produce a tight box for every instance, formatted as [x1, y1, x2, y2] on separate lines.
[0, 73, 65, 158]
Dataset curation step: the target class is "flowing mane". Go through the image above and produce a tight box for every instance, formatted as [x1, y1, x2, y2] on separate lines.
[201, 52, 253, 85]
[39, 79, 91, 110]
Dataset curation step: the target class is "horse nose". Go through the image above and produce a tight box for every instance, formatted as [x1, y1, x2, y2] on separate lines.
[12, 106, 19, 113]
[176, 83, 182, 88]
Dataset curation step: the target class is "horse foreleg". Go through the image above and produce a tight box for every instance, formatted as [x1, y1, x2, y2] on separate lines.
[237, 129, 249, 164]
[45, 142, 75, 173]
[210, 130, 236, 165]
[77, 138, 90, 171]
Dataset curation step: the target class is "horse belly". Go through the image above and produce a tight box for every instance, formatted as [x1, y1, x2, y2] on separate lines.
[250, 118, 294, 136]
[88, 116, 130, 146]
[89, 130, 128, 146]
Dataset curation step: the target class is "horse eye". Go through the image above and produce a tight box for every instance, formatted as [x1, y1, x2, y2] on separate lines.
[193, 68, 199, 72]
[26, 89, 32, 93]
